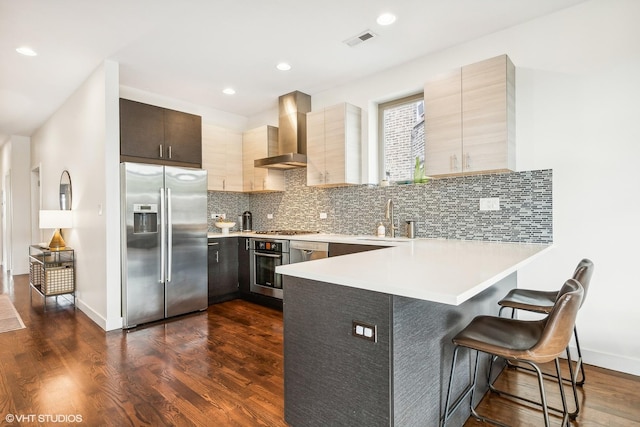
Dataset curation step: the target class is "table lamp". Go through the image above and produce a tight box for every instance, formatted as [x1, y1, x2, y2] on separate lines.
[39, 210, 73, 250]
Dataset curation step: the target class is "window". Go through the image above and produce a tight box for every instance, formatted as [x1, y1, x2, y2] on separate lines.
[378, 93, 425, 183]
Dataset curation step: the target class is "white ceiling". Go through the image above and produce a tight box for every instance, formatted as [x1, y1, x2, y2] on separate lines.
[1, 0, 587, 139]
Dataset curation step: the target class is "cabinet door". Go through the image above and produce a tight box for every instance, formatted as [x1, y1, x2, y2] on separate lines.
[424, 69, 462, 176]
[203, 124, 243, 191]
[208, 241, 221, 304]
[224, 132, 244, 192]
[202, 124, 227, 191]
[307, 103, 361, 187]
[120, 99, 164, 160]
[242, 126, 283, 192]
[323, 104, 346, 185]
[238, 237, 251, 294]
[218, 238, 239, 295]
[306, 109, 326, 186]
[164, 109, 202, 166]
[242, 129, 257, 192]
[341, 103, 361, 185]
[208, 238, 239, 304]
[462, 55, 515, 173]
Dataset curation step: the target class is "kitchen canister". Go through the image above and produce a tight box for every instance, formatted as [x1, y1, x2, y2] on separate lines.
[405, 220, 416, 239]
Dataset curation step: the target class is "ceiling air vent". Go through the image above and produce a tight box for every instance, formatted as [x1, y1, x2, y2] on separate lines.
[343, 30, 377, 47]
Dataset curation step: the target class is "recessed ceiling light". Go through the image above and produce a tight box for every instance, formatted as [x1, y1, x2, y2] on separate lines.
[222, 88, 236, 95]
[376, 13, 397, 26]
[276, 62, 292, 71]
[16, 46, 37, 56]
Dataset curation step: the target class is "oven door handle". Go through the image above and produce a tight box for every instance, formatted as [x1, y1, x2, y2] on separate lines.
[254, 252, 283, 259]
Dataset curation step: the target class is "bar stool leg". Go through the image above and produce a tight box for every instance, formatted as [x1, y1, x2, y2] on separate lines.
[573, 326, 586, 386]
[441, 347, 480, 427]
[564, 347, 580, 419]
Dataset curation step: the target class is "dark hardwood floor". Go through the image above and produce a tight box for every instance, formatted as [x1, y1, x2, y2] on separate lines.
[1, 272, 638, 426]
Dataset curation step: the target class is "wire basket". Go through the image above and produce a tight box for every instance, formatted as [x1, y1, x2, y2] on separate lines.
[30, 262, 74, 295]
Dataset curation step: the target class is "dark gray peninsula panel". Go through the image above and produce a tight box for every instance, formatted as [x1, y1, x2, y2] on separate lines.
[283, 273, 515, 427]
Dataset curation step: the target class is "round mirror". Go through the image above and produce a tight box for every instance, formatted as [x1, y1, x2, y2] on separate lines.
[59, 170, 72, 210]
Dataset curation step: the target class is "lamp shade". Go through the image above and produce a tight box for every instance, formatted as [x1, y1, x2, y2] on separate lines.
[39, 210, 73, 229]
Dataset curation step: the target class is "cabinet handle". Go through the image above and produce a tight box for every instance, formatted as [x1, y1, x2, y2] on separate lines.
[452, 154, 458, 171]
[223, 179, 226, 191]
[216, 251, 219, 263]
[465, 153, 471, 170]
[319, 172, 324, 182]
[168, 145, 172, 159]
[159, 144, 163, 158]
[167, 187, 173, 283]
[245, 239, 250, 250]
[325, 171, 329, 183]
[160, 187, 166, 283]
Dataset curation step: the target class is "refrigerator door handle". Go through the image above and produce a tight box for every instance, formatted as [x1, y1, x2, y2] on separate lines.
[167, 187, 173, 283]
[160, 187, 166, 283]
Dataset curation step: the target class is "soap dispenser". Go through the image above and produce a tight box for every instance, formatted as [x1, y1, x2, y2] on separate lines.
[377, 222, 386, 237]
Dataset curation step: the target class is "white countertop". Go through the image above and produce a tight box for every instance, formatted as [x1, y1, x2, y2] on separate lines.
[207, 231, 407, 246]
[276, 238, 552, 306]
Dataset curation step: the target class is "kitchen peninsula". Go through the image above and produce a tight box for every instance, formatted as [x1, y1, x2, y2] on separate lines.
[277, 239, 551, 427]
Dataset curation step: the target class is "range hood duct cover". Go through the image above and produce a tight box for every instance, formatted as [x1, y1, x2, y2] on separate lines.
[254, 91, 311, 169]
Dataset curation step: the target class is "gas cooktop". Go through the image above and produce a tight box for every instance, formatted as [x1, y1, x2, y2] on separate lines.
[254, 230, 320, 236]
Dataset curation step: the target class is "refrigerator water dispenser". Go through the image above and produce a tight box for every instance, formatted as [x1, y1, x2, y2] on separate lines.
[133, 204, 158, 234]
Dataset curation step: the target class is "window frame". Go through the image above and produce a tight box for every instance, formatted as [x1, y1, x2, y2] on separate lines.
[377, 92, 425, 183]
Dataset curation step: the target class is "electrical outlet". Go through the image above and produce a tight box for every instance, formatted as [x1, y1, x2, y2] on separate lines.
[211, 213, 223, 220]
[352, 321, 377, 342]
[319, 212, 328, 219]
[267, 213, 274, 219]
[479, 198, 500, 211]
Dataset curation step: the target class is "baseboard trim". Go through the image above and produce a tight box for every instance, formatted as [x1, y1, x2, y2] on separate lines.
[75, 297, 122, 331]
[570, 345, 640, 377]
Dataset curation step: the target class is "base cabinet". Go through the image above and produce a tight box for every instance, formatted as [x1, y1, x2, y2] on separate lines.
[208, 238, 239, 304]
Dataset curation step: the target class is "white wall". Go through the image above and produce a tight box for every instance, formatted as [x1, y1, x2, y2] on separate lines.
[280, 0, 639, 375]
[31, 61, 122, 331]
[0, 135, 31, 274]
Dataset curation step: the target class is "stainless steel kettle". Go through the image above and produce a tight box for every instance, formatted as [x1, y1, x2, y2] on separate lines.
[242, 211, 252, 231]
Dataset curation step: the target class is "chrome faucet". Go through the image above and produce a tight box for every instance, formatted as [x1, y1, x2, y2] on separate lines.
[385, 199, 398, 238]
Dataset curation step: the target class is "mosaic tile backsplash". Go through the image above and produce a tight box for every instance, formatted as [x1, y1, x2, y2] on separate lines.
[208, 168, 552, 244]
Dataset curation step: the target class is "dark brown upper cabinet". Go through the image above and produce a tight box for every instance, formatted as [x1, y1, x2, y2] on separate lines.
[120, 98, 202, 168]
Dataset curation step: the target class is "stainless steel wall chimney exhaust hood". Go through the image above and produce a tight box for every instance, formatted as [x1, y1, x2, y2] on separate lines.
[254, 91, 311, 169]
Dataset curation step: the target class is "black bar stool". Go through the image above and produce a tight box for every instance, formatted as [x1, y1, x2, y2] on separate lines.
[441, 279, 583, 427]
[498, 259, 593, 387]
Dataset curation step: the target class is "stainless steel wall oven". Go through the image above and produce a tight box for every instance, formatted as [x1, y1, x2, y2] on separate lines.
[249, 238, 290, 299]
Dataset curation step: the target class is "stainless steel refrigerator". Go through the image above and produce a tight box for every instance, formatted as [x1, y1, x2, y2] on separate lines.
[121, 162, 208, 328]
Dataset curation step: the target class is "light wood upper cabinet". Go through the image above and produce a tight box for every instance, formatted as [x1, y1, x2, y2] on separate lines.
[424, 68, 463, 176]
[202, 124, 243, 192]
[242, 126, 284, 193]
[306, 103, 361, 187]
[424, 54, 515, 177]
